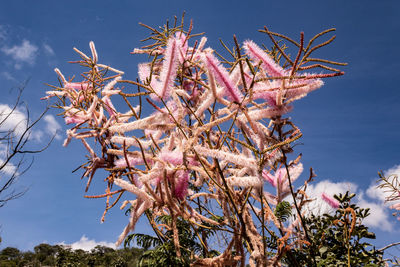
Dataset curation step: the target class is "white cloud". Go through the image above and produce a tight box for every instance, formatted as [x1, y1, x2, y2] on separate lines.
[1, 39, 38, 69]
[383, 165, 400, 176]
[366, 181, 387, 203]
[42, 43, 58, 66]
[43, 114, 62, 140]
[0, 104, 60, 143]
[43, 43, 55, 56]
[0, 157, 17, 176]
[0, 104, 28, 176]
[304, 174, 399, 232]
[361, 166, 400, 231]
[0, 25, 6, 41]
[58, 235, 116, 251]
[0, 107, 61, 176]
[1, 71, 17, 82]
[358, 195, 393, 231]
[305, 180, 357, 216]
[364, 165, 400, 204]
[0, 104, 28, 137]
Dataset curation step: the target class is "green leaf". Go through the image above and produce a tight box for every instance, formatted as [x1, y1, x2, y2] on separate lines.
[274, 201, 292, 222]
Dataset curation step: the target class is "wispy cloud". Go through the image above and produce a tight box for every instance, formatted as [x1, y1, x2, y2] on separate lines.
[0, 146, 17, 176]
[0, 104, 60, 143]
[1, 39, 38, 69]
[1, 71, 17, 82]
[0, 25, 6, 41]
[42, 43, 57, 66]
[0, 106, 61, 176]
[0, 104, 28, 176]
[57, 235, 116, 251]
[0, 163, 17, 176]
[0, 104, 28, 137]
[43, 114, 62, 140]
[43, 43, 55, 56]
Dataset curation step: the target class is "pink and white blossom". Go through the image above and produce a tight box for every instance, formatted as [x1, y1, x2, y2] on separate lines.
[321, 192, 340, 209]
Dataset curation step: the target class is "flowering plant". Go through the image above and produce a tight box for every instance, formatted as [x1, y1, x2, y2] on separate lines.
[44, 17, 346, 266]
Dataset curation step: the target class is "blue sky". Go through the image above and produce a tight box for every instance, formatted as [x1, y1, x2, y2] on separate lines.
[0, 0, 400, 256]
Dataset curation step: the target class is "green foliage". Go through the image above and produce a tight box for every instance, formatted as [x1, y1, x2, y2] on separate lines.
[34, 243, 58, 264]
[138, 242, 189, 267]
[287, 191, 384, 266]
[0, 244, 143, 267]
[274, 200, 292, 222]
[0, 247, 20, 260]
[125, 215, 218, 267]
[125, 234, 162, 251]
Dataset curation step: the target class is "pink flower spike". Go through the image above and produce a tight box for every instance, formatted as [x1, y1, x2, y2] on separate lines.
[54, 68, 67, 85]
[65, 116, 85, 125]
[89, 41, 98, 63]
[159, 150, 183, 166]
[192, 37, 207, 60]
[285, 78, 324, 102]
[102, 96, 117, 116]
[175, 32, 188, 63]
[138, 63, 151, 83]
[173, 171, 189, 200]
[114, 156, 144, 168]
[64, 82, 91, 91]
[152, 37, 179, 100]
[202, 52, 243, 103]
[262, 170, 276, 187]
[321, 193, 340, 209]
[243, 40, 287, 78]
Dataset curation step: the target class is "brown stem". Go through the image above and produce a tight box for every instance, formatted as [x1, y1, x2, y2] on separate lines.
[274, 117, 315, 266]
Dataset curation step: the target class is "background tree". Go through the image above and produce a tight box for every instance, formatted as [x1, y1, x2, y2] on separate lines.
[33, 243, 58, 265]
[124, 215, 212, 266]
[0, 243, 143, 267]
[0, 247, 21, 263]
[287, 192, 384, 266]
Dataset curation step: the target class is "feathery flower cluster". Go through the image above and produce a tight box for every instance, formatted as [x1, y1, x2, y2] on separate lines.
[321, 192, 340, 209]
[45, 20, 345, 266]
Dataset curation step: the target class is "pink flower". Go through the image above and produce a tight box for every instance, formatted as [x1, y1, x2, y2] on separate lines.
[243, 40, 287, 77]
[321, 193, 340, 209]
[284, 78, 324, 102]
[114, 156, 144, 168]
[151, 37, 179, 101]
[173, 171, 189, 200]
[159, 150, 183, 166]
[263, 170, 280, 187]
[262, 164, 303, 202]
[102, 96, 117, 116]
[159, 149, 199, 167]
[202, 52, 243, 103]
[175, 32, 188, 64]
[262, 164, 303, 188]
[65, 116, 86, 125]
[138, 63, 158, 89]
[252, 78, 323, 107]
[64, 82, 91, 91]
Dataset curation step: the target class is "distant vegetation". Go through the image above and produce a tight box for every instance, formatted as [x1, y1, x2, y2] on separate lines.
[0, 243, 143, 267]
